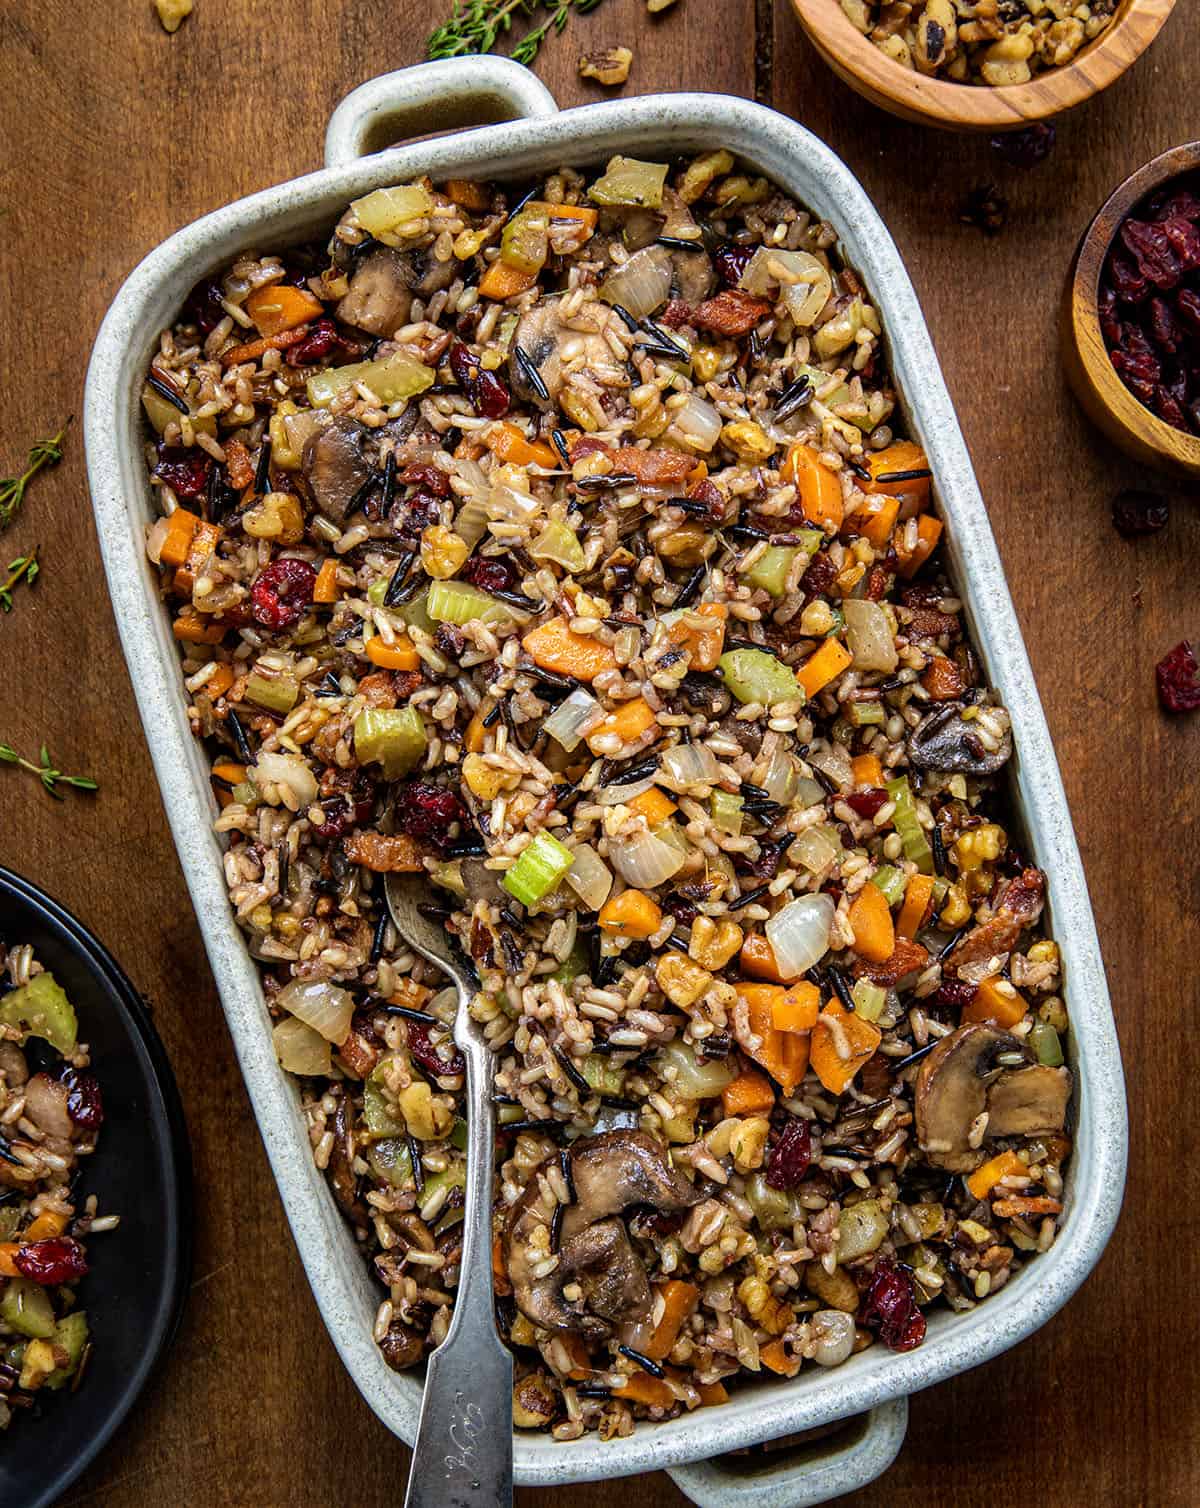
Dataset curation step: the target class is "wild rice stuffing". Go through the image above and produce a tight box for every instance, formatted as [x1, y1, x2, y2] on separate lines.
[0, 945, 111, 1426]
[141, 149, 1073, 1436]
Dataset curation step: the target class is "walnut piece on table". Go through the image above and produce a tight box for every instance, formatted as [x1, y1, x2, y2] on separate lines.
[579, 47, 634, 86]
[155, 0, 193, 33]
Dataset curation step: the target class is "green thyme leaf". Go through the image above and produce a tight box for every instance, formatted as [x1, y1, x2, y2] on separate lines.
[0, 421, 70, 533]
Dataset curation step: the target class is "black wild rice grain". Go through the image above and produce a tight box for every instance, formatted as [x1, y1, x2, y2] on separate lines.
[254, 437, 272, 495]
[147, 371, 189, 413]
[379, 1003, 440, 1026]
[874, 468, 932, 483]
[731, 884, 769, 911]
[383, 550, 417, 608]
[673, 565, 705, 608]
[554, 1046, 592, 1096]
[618, 1345, 665, 1378]
[369, 910, 389, 966]
[513, 344, 550, 403]
[228, 709, 253, 763]
[931, 823, 948, 876]
[552, 429, 572, 468]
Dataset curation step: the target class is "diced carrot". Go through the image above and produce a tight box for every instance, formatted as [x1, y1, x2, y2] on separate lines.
[782, 1030, 811, 1090]
[810, 999, 882, 1096]
[0, 1244, 20, 1278]
[856, 493, 901, 550]
[628, 786, 677, 826]
[893, 514, 944, 579]
[667, 602, 728, 672]
[759, 1339, 802, 1377]
[173, 519, 223, 595]
[445, 179, 492, 212]
[245, 283, 325, 337]
[848, 882, 896, 964]
[645, 1280, 701, 1362]
[770, 981, 820, 1034]
[966, 1150, 1027, 1202]
[313, 558, 340, 604]
[963, 975, 1028, 1031]
[533, 201, 599, 233]
[696, 1380, 730, 1407]
[485, 420, 560, 471]
[587, 695, 657, 751]
[614, 1372, 676, 1410]
[212, 760, 247, 786]
[365, 635, 420, 671]
[478, 259, 539, 301]
[202, 664, 235, 701]
[173, 608, 226, 644]
[785, 443, 844, 530]
[721, 1062, 777, 1118]
[492, 1233, 512, 1297]
[221, 326, 309, 367]
[739, 932, 787, 983]
[522, 617, 617, 682]
[599, 888, 663, 940]
[797, 638, 853, 699]
[558, 1333, 595, 1381]
[391, 977, 433, 1011]
[24, 1210, 68, 1242]
[992, 1196, 1063, 1218]
[465, 708, 490, 754]
[862, 441, 931, 505]
[736, 984, 808, 1096]
[850, 752, 884, 788]
[896, 873, 935, 940]
[158, 507, 199, 568]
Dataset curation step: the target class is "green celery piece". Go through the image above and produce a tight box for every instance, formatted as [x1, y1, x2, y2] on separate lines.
[870, 865, 906, 906]
[851, 978, 887, 1023]
[497, 1102, 527, 1126]
[1031, 1023, 1064, 1067]
[43, 1312, 89, 1391]
[531, 519, 585, 572]
[426, 579, 513, 627]
[718, 648, 803, 708]
[744, 546, 797, 599]
[354, 706, 427, 780]
[364, 1066, 406, 1137]
[502, 832, 574, 906]
[581, 1054, 626, 1098]
[710, 789, 744, 835]
[244, 672, 299, 715]
[367, 1137, 413, 1188]
[847, 701, 885, 727]
[500, 207, 549, 275]
[589, 156, 668, 209]
[397, 587, 434, 636]
[0, 972, 77, 1054]
[0, 1279, 56, 1339]
[307, 349, 434, 409]
[450, 1117, 469, 1152]
[420, 1162, 466, 1206]
[885, 775, 934, 874]
[551, 940, 590, 983]
[430, 859, 465, 898]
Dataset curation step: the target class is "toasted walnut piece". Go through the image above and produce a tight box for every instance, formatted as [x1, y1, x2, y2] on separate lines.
[579, 47, 633, 86]
[679, 151, 735, 206]
[155, 0, 193, 32]
[689, 916, 744, 971]
[656, 953, 714, 1008]
[513, 1372, 560, 1429]
[647, 0, 679, 13]
[722, 420, 778, 464]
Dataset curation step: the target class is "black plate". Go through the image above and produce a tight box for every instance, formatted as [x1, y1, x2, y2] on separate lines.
[0, 868, 191, 1508]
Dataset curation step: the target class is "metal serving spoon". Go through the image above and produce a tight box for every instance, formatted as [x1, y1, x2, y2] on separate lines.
[385, 872, 513, 1508]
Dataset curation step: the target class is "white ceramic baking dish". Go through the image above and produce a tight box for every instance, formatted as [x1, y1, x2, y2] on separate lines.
[84, 58, 1127, 1505]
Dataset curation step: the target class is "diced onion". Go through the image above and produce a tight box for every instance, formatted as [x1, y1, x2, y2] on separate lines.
[793, 826, 841, 876]
[276, 979, 355, 1046]
[610, 828, 686, 889]
[807, 741, 853, 793]
[670, 392, 723, 452]
[756, 744, 799, 805]
[595, 774, 657, 805]
[599, 246, 673, 320]
[658, 742, 720, 793]
[566, 843, 614, 910]
[794, 775, 827, 809]
[656, 1039, 737, 1099]
[765, 893, 836, 979]
[350, 183, 432, 238]
[251, 751, 319, 808]
[545, 688, 605, 753]
[740, 249, 832, 329]
[146, 516, 171, 565]
[843, 598, 899, 673]
[272, 1017, 333, 1077]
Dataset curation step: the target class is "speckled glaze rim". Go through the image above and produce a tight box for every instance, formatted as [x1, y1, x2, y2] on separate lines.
[83, 58, 1127, 1498]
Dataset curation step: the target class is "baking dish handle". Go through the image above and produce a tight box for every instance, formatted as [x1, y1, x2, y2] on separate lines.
[325, 57, 560, 170]
[664, 1398, 907, 1508]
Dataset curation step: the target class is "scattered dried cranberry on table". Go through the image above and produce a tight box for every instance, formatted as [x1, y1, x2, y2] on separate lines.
[1111, 490, 1169, 538]
[1156, 640, 1200, 713]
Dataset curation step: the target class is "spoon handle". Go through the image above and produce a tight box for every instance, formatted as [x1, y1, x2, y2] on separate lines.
[404, 997, 512, 1508]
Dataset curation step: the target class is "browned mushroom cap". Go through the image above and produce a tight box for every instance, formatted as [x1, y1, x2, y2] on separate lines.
[561, 1128, 701, 1243]
[378, 1317, 426, 1372]
[907, 701, 1013, 776]
[914, 1024, 1024, 1173]
[563, 1217, 652, 1325]
[327, 1096, 367, 1224]
[505, 1154, 603, 1336]
[301, 416, 373, 522]
[509, 298, 615, 408]
[986, 1065, 1071, 1138]
[336, 247, 455, 338]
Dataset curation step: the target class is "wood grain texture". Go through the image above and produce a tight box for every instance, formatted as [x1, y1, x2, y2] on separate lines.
[790, 0, 1177, 131]
[0, 0, 1194, 1502]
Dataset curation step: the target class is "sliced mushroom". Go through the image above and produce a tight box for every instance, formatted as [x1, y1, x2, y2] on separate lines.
[301, 416, 373, 522]
[327, 1096, 367, 1224]
[460, 857, 508, 908]
[22, 1072, 74, 1141]
[914, 1023, 1023, 1173]
[561, 1128, 700, 1243]
[716, 711, 763, 759]
[378, 1317, 426, 1372]
[0, 1041, 28, 1087]
[509, 298, 615, 408]
[336, 247, 455, 337]
[563, 1217, 652, 1324]
[986, 1065, 1071, 1139]
[907, 701, 1013, 776]
[659, 189, 715, 304]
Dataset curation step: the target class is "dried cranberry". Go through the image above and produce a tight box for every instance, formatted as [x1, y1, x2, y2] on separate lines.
[285, 317, 341, 367]
[391, 491, 442, 541]
[1149, 185, 1200, 223]
[449, 341, 510, 420]
[1107, 254, 1147, 305]
[434, 623, 466, 658]
[1149, 297, 1185, 354]
[250, 558, 317, 630]
[845, 789, 888, 819]
[658, 299, 694, 329]
[929, 978, 976, 1012]
[1163, 216, 1200, 271]
[58, 1067, 104, 1131]
[1156, 640, 1200, 713]
[1110, 347, 1161, 406]
[14, 1236, 89, 1286]
[400, 463, 451, 498]
[800, 552, 838, 601]
[1177, 289, 1200, 334]
[1111, 490, 1169, 537]
[1154, 385, 1189, 429]
[660, 892, 699, 927]
[990, 122, 1055, 169]
[154, 447, 212, 498]
[738, 840, 784, 881]
[713, 243, 756, 287]
[1098, 286, 1122, 346]
[183, 276, 227, 335]
[395, 781, 467, 850]
[460, 555, 517, 595]
[406, 1021, 466, 1079]
[764, 1118, 812, 1189]
[860, 1260, 926, 1352]
[1121, 219, 1186, 291]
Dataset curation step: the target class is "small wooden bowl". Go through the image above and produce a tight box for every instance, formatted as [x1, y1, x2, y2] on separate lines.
[789, 0, 1176, 133]
[1062, 142, 1200, 479]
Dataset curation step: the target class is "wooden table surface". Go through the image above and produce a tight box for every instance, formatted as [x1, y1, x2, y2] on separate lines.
[1, 1, 1194, 1503]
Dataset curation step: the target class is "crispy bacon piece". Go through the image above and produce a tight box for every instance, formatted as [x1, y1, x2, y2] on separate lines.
[343, 833, 425, 873]
[690, 289, 773, 337]
[944, 868, 1046, 977]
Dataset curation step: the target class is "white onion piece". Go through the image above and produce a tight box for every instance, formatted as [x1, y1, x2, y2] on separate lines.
[741, 248, 832, 329]
[794, 775, 828, 809]
[610, 829, 686, 889]
[658, 742, 720, 793]
[277, 978, 355, 1045]
[793, 826, 841, 876]
[756, 744, 799, 805]
[544, 688, 604, 752]
[656, 1039, 737, 1099]
[811, 1310, 856, 1367]
[843, 598, 899, 673]
[595, 774, 657, 805]
[566, 843, 613, 910]
[251, 751, 319, 808]
[427, 987, 459, 1025]
[670, 392, 723, 452]
[599, 246, 673, 320]
[272, 1017, 333, 1077]
[738, 246, 778, 297]
[807, 741, 853, 793]
[146, 516, 171, 566]
[765, 893, 836, 979]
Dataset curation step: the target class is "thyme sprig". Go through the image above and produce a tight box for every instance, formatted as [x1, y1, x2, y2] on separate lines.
[0, 742, 98, 800]
[427, 0, 606, 64]
[0, 551, 38, 613]
[0, 421, 71, 533]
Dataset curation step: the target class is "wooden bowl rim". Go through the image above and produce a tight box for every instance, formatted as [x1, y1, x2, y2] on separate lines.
[1071, 140, 1200, 471]
[790, 0, 1177, 130]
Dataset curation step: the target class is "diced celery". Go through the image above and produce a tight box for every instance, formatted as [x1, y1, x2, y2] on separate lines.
[498, 1101, 527, 1126]
[711, 789, 744, 835]
[503, 832, 574, 906]
[231, 780, 259, 807]
[870, 865, 906, 906]
[367, 1136, 413, 1188]
[744, 545, 798, 599]
[531, 520, 585, 573]
[364, 1066, 407, 1137]
[718, 648, 803, 708]
[367, 576, 389, 606]
[307, 350, 435, 409]
[0, 972, 77, 1054]
[450, 1117, 469, 1152]
[885, 775, 934, 874]
[350, 183, 432, 237]
[0, 1279, 56, 1339]
[589, 156, 669, 209]
[1031, 1023, 1064, 1067]
[245, 672, 299, 715]
[354, 705, 427, 780]
[825, 606, 846, 638]
[426, 579, 514, 627]
[420, 1161, 466, 1209]
[581, 1054, 626, 1098]
[500, 207, 550, 274]
[852, 978, 887, 1023]
[43, 1312, 89, 1391]
[847, 701, 885, 727]
[551, 940, 590, 983]
[931, 876, 950, 905]
[398, 587, 435, 636]
[431, 859, 465, 898]
[796, 527, 824, 559]
[0, 1206, 18, 1241]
